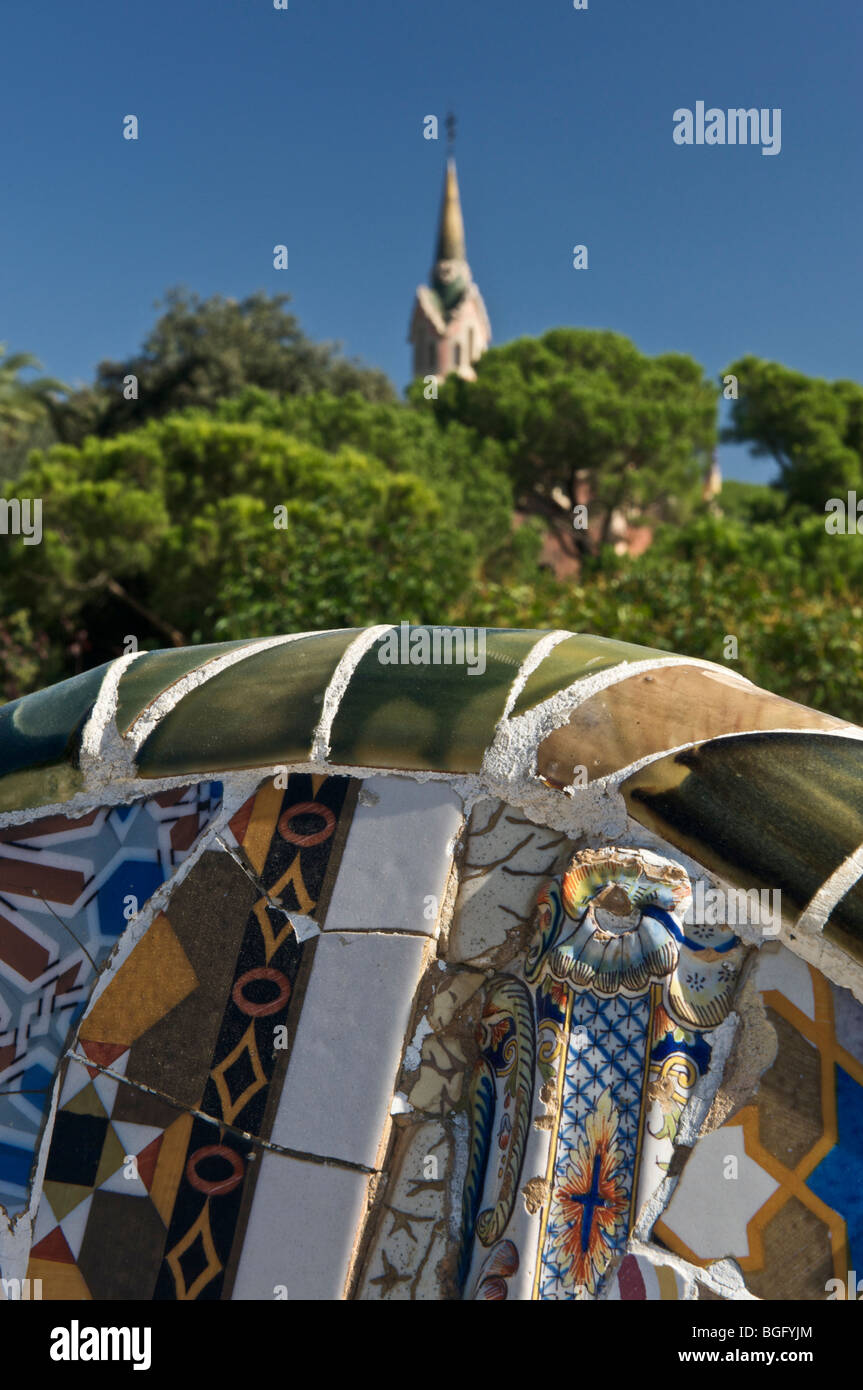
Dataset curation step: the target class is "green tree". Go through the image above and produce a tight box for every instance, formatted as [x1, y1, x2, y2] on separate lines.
[0, 414, 485, 691]
[51, 289, 396, 445]
[467, 511, 863, 722]
[722, 356, 863, 509]
[212, 387, 520, 559]
[426, 328, 717, 559]
[0, 345, 66, 480]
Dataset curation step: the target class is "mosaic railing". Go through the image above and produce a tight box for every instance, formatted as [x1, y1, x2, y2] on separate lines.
[0, 626, 861, 1300]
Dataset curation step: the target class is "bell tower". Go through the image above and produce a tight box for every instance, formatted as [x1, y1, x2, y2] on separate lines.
[409, 116, 491, 383]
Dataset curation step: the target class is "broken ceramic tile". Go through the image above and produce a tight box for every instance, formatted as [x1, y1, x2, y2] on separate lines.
[321, 774, 463, 934]
[134, 630, 361, 775]
[269, 930, 428, 1167]
[0, 783, 221, 1213]
[538, 663, 846, 787]
[327, 627, 543, 772]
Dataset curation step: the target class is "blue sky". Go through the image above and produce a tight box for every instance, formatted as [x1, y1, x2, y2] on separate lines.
[1, 0, 860, 481]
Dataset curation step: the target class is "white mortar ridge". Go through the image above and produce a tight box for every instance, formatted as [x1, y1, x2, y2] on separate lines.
[311, 624, 393, 762]
[482, 654, 706, 799]
[795, 839, 863, 936]
[78, 651, 145, 789]
[500, 629, 572, 718]
[124, 631, 310, 754]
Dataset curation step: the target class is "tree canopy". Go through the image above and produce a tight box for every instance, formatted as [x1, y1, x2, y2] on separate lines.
[1, 305, 861, 725]
[723, 355, 863, 509]
[427, 328, 717, 557]
[49, 289, 396, 446]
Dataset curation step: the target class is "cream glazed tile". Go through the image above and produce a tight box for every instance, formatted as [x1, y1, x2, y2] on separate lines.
[269, 931, 429, 1168]
[660, 1124, 779, 1261]
[752, 942, 816, 1019]
[322, 775, 464, 935]
[231, 1151, 370, 1301]
[357, 1120, 451, 1300]
[449, 799, 572, 965]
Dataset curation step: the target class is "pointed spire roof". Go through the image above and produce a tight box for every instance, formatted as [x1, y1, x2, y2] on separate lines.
[435, 158, 466, 263]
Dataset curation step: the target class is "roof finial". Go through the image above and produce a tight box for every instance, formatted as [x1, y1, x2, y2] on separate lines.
[446, 110, 456, 158]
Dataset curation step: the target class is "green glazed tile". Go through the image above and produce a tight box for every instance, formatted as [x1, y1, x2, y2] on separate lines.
[510, 632, 676, 718]
[136, 630, 362, 776]
[116, 640, 257, 734]
[0, 663, 111, 811]
[823, 878, 863, 962]
[622, 733, 863, 921]
[328, 626, 544, 772]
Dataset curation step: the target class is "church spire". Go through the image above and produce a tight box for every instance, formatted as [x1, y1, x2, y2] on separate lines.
[435, 157, 467, 264]
[409, 119, 491, 384]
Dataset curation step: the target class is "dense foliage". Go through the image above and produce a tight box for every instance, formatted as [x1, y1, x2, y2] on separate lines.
[0, 298, 860, 723]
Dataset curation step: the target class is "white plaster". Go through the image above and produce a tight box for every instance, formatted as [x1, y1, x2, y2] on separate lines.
[500, 629, 572, 718]
[311, 624, 393, 762]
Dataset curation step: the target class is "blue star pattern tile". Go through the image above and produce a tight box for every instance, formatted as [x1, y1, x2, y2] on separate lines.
[539, 992, 650, 1299]
[0, 782, 222, 1212]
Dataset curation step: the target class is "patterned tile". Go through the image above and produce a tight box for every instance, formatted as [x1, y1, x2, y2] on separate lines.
[655, 944, 863, 1299]
[0, 782, 222, 1212]
[538, 992, 651, 1299]
[26, 772, 358, 1298]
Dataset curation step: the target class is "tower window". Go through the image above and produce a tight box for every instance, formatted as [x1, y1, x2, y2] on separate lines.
[454, 342, 462, 367]
[469, 328, 475, 360]
[428, 341, 437, 370]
